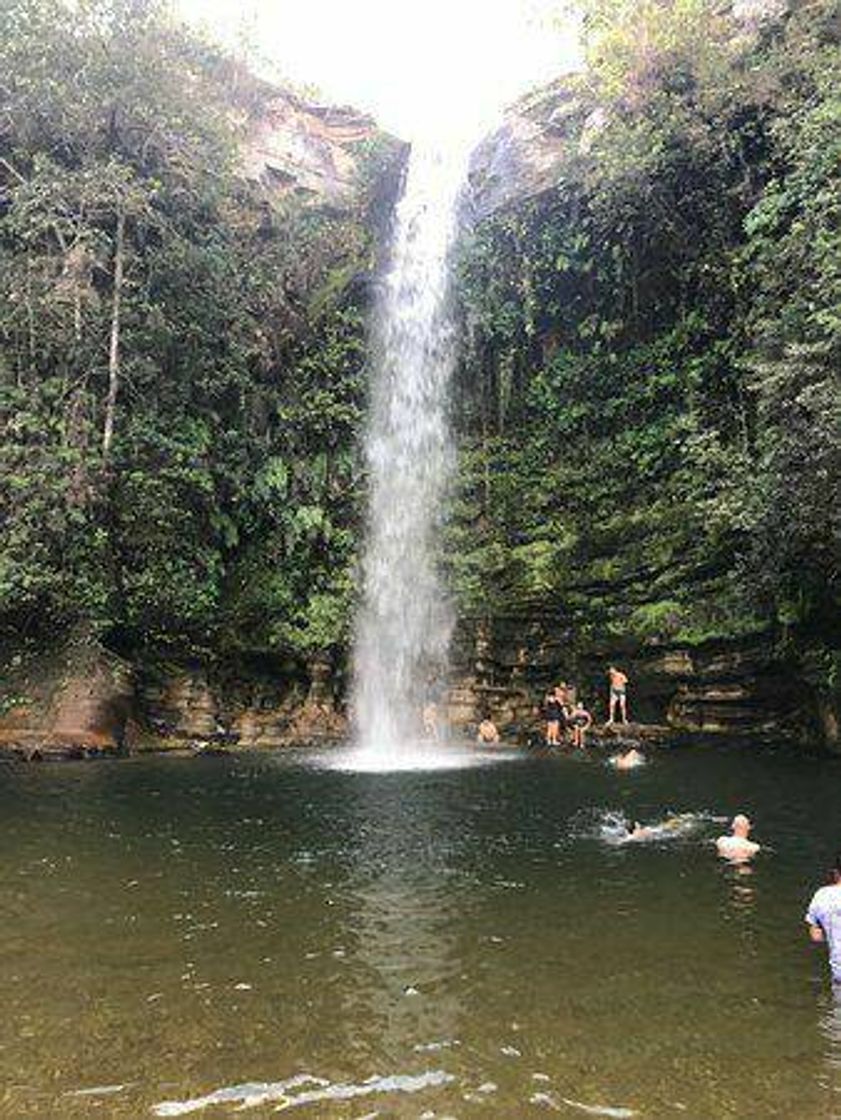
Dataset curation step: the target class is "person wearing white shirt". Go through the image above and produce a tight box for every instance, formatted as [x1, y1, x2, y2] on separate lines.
[806, 858, 841, 985]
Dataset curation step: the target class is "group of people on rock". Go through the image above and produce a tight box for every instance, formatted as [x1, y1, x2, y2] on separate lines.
[541, 665, 629, 749]
[427, 658, 631, 748]
[542, 683, 594, 748]
[419, 664, 632, 748]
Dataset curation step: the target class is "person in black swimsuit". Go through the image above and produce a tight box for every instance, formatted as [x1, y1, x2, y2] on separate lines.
[544, 690, 563, 747]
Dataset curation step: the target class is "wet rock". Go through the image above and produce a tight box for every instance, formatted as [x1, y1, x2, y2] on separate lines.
[135, 658, 347, 751]
[443, 615, 815, 745]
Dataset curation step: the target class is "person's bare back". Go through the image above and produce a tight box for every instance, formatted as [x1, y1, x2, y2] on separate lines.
[716, 814, 760, 862]
[612, 748, 645, 770]
[476, 718, 500, 745]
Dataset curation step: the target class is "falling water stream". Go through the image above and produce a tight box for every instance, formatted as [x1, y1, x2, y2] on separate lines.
[352, 136, 475, 762]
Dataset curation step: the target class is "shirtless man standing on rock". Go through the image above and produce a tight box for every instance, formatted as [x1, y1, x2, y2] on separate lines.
[606, 665, 629, 725]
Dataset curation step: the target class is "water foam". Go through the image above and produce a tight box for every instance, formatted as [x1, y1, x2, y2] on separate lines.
[318, 740, 521, 773]
[152, 1069, 454, 1116]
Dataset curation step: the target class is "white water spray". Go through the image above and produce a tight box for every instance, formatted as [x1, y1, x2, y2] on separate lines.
[352, 136, 474, 760]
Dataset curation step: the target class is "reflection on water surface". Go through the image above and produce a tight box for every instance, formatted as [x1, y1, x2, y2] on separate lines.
[0, 742, 839, 1117]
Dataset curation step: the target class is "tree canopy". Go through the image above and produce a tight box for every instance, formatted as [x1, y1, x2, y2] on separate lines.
[0, 0, 376, 664]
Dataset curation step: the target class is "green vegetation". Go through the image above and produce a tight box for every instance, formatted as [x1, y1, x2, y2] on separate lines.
[0, 0, 375, 665]
[451, 0, 841, 689]
[1, 0, 839, 717]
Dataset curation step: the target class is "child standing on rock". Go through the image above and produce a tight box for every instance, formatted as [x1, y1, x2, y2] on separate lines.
[569, 699, 592, 748]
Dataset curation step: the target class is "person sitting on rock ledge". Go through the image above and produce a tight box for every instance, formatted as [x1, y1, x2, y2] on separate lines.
[476, 716, 500, 745]
[716, 814, 760, 862]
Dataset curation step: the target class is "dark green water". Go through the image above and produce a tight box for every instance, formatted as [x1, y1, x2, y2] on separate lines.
[1, 743, 840, 1118]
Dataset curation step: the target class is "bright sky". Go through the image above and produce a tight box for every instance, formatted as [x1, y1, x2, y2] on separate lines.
[175, 0, 582, 140]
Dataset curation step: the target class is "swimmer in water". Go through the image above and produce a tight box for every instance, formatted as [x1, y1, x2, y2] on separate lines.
[623, 814, 692, 842]
[628, 820, 653, 840]
[612, 748, 646, 770]
[716, 814, 760, 862]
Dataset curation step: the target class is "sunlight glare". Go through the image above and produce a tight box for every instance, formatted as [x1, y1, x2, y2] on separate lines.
[175, 0, 581, 140]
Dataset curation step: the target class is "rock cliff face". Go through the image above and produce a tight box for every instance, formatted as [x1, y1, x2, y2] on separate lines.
[0, 637, 134, 758]
[4, 12, 834, 759]
[468, 79, 588, 221]
[467, 0, 793, 221]
[137, 656, 345, 750]
[240, 88, 404, 212]
[445, 616, 820, 746]
[0, 641, 349, 758]
[1, 622, 829, 757]
[452, 6, 838, 754]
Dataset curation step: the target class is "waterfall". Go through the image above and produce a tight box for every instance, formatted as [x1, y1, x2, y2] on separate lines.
[352, 136, 473, 760]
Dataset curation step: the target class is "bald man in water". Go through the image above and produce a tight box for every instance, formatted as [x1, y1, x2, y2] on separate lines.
[716, 814, 760, 862]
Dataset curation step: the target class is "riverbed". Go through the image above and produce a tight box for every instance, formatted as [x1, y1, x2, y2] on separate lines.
[1, 741, 838, 1118]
